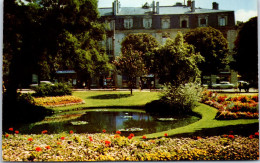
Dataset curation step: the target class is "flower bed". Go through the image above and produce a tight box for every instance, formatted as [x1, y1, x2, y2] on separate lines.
[2, 129, 259, 161]
[33, 96, 85, 107]
[201, 91, 259, 120]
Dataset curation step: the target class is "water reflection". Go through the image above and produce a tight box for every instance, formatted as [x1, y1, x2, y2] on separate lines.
[3, 109, 200, 136]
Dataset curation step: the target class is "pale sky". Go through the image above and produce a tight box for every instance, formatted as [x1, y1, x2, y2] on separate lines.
[98, 0, 259, 22]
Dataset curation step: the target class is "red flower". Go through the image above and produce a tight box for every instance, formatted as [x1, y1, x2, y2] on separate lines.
[142, 135, 147, 139]
[102, 129, 106, 133]
[9, 128, 13, 131]
[15, 130, 19, 134]
[69, 130, 74, 134]
[60, 137, 65, 140]
[45, 145, 51, 149]
[197, 136, 202, 140]
[28, 137, 33, 141]
[223, 134, 228, 138]
[255, 132, 259, 136]
[35, 147, 42, 152]
[228, 135, 234, 139]
[105, 140, 111, 147]
[89, 138, 93, 141]
[129, 133, 134, 137]
[249, 135, 255, 139]
[128, 136, 133, 140]
[5, 134, 9, 138]
[42, 130, 48, 134]
[116, 131, 121, 134]
[164, 133, 168, 137]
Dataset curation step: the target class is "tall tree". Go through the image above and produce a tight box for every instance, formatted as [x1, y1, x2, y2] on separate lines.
[232, 17, 258, 87]
[113, 47, 147, 95]
[154, 32, 203, 85]
[121, 33, 159, 73]
[184, 27, 229, 77]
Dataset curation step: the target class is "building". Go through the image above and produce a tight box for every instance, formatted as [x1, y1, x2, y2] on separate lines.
[99, 0, 238, 88]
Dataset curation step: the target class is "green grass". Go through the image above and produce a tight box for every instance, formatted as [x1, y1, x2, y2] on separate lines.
[47, 91, 161, 112]
[138, 103, 258, 139]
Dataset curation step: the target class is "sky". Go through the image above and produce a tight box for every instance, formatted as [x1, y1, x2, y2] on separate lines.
[98, 0, 258, 22]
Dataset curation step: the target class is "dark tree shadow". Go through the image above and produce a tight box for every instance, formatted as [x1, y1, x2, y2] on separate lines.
[88, 94, 131, 99]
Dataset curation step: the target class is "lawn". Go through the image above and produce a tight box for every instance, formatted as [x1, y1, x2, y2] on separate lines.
[47, 91, 161, 112]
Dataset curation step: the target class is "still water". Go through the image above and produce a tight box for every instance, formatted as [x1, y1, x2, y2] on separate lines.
[5, 109, 200, 136]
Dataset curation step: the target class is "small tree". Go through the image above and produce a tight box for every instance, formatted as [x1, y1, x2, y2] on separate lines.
[121, 33, 159, 72]
[113, 47, 147, 95]
[154, 32, 203, 85]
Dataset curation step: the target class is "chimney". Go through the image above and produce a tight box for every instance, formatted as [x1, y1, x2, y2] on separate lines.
[152, 1, 155, 13]
[212, 2, 219, 10]
[156, 2, 159, 14]
[191, 0, 195, 12]
[187, 0, 191, 7]
[113, 0, 119, 15]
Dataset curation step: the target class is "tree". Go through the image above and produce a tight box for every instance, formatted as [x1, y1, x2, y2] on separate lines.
[184, 27, 229, 77]
[121, 33, 159, 72]
[3, 0, 111, 97]
[154, 32, 203, 85]
[232, 17, 258, 87]
[113, 47, 147, 95]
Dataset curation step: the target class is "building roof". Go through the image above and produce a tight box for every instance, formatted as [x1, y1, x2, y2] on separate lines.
[99, 6, 232, 17]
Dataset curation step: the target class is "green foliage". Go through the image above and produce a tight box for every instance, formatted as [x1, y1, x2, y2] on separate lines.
[17, 93, 36, 105]
[161, 83, 203, 114]
[184, 27, 229, 75]
[232, 17, 258, 86]
[113, 47, 148, 95]
[121, 33, 159, 72]
[33, 83, 72, 97]
[154, 32, 203, 85]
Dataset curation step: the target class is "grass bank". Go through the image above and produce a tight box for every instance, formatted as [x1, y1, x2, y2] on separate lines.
[139, 103, 259, 139]
[48, 91, 161, 112]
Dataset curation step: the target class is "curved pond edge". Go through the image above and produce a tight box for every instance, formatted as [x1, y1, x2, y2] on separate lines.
[135, 103, 259, 139]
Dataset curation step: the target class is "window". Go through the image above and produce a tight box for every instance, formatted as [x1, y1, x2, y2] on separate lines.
[218, 16, 228, 26]
[180, 15, 189, 28]
[161, 18, 170, 29]
[124, 18, 133, 29]
[198, 15, 208, 27]
[181, 20, 187, 28]
[143, 18, 152, 29]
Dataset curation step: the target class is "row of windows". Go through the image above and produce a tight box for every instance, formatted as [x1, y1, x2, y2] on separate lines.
[107, 16, 228, 29]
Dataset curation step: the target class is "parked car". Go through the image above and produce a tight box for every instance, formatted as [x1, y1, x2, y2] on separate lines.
[30, 81, 54, 88]
[212, 81, 235, 89]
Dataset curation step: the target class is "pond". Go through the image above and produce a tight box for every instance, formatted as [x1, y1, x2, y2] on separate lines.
[3, 109, 200, 136]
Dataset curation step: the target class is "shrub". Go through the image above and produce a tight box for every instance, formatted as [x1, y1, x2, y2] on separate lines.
[33, 83, 72, 97]
[146, 83, 202, 114]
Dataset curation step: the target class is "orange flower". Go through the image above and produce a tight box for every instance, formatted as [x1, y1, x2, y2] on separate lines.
[15, 130, 19, 134]
[35, 147, 42, 152]
[142, 135, 147, 139]
[8, 128, 13, 131]
[114, 134, 120, 138]
[69, 130, 74, 134]
[5, 134, 9, 138]
[102, 129, 106, 133]
[57, 142, 61, 145]
[28, 137, 33, 141]
[116, 131, 121, 134]
[45, 145, 51, 149]
[42, 130, 48, 134]
[60, 137, 65, 140]
[164, 133, 168, 137]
